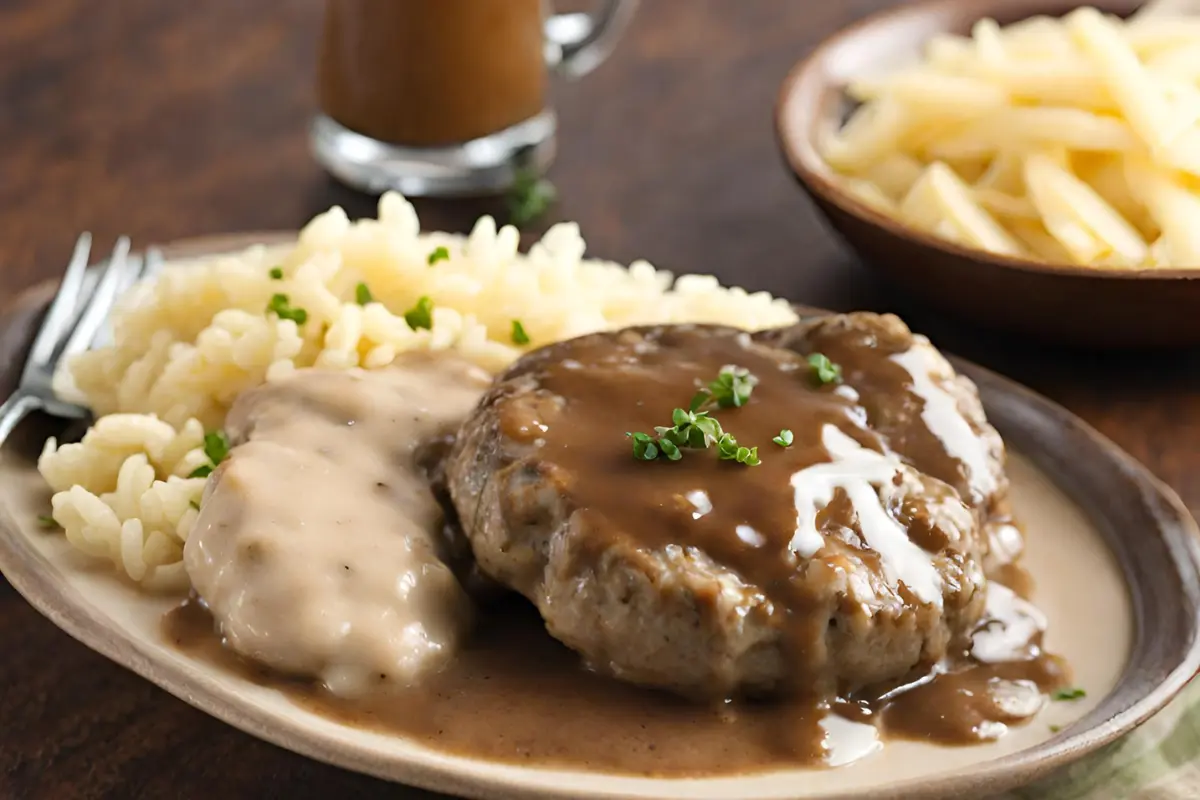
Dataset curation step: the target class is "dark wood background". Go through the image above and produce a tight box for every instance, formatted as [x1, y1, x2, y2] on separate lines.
[1, 0, 1197, 797]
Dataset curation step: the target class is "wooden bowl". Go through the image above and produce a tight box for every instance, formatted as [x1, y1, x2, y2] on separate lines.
[776, 0, 1200, 349]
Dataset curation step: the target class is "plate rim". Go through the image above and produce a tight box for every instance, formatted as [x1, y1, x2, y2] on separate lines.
[0, 234, 1198, 800]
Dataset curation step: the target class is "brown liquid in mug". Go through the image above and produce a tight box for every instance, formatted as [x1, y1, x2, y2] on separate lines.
[318, 0, 548, 147]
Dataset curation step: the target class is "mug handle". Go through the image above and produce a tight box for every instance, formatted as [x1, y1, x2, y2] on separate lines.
[544, 0, 639, 79]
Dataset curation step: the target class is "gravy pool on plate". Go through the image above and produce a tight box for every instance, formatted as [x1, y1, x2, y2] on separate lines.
[165, 311, 1075, 775]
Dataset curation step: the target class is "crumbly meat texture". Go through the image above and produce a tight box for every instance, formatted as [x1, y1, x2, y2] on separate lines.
[447, 323, 991, 699]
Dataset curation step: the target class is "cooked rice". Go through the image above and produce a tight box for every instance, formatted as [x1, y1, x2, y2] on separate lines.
[37, 192, 798, 591]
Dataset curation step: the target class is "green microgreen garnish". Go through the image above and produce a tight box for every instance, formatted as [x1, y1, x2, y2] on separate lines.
[627, 431, 659, 461]
[628, 364, 767, 465]
[1049, 724, 1062, 733]
[656, 408, 724, 450]
[427, 246, 450, 265]
[629, 408, 759, 466]
[355, 282, 373, 306]
[37, 514, 58, 529]
[404, 296, 434, 331]
[658, 437, 682, 461]
[1052, 687, 1086, 701]
[507, 168, 557, 226]
[188, 430, 231, 480]
[773, 429, 794, 447]
[716, 433, 760, 466]
[511, 319, 531, 345]
[628, 409, 718, 463]
[268, 267, 283, 280]
[807, 352, 842, 385]
[690, 365, 758, 412]
[267, 293, 308, 325]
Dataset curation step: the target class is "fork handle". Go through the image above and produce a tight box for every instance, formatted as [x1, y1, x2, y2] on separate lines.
[0, 392, 39, 449]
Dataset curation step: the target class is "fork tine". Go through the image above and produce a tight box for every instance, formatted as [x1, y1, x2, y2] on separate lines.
[58, 237, 132, 361]
[142, 246, 165, 280]
[25, 233, 92, 370]
[113, 252, 144, 298]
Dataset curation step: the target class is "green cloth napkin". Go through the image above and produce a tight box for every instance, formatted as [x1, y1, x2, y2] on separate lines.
[1000, 677, 1200, 799]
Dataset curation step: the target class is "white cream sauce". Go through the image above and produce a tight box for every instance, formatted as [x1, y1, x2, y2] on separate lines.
[988, 521, 1026, 565]
[889, 340, 997, 500]
[833, 384, 861, 404]
[820, 711, 883, 767]
[685, 489, 713, 519]
[183, 355, 490, 697]
[735, 523, 766, 547]
[972, 582, 1048, 663]
[788, 424, 943, 606]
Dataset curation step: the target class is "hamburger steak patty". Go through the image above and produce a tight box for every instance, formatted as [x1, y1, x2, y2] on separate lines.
[447, 318, 1001, 699]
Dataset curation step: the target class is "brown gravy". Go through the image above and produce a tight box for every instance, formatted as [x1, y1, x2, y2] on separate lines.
[318, 0, 547, 146]
[166, 320, 1068, 775]
[486, 325, 994, 698]
[164, 583, 1067, 776]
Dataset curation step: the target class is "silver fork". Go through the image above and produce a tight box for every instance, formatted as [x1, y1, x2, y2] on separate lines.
[0, 235, 155, 448]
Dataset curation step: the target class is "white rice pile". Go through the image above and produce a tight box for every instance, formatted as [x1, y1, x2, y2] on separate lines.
[37, 192, 798, 591]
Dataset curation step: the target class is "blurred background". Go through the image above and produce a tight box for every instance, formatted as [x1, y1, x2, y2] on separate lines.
[0, 0, 887, 310]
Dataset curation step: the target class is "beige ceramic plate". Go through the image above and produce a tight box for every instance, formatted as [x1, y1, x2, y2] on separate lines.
[1, 234, 1199, 800]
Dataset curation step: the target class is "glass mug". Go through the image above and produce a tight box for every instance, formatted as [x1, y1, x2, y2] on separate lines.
[311, 0, 638, 197]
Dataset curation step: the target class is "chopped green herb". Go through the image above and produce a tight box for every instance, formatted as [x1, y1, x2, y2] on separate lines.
[658, 408, 724, 450]
[187, 431, 230, 480]
[511, 319, 531, 345]
[714, 433, 760, 466]
[715, 366, 757, 408]
[507, 168, 557, 226]
[355, 282, 373, 306]
[267, 293, 308, 325]
[1049, 724, 1062, 733]
[1052, 687, 1086, 701]
[630, 377, 768, 465]
[268, 267, 284, 280]
[427, 246, 450, 265]
[807, 352, 842, 385]
[37, 514, 58, 529]
[715, 432, 735, 459]
[630, 407, 728, 464]
[203, 430, 230, 466]
[404, 296, 433, 331]
[190, 500, 201, 511]
[773, 429, 794, 447]
[627, 431, 659, 461]
[691, 365, 758, 412]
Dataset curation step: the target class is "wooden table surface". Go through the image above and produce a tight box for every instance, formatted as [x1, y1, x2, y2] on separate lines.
[2, 0, 1199, 797]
